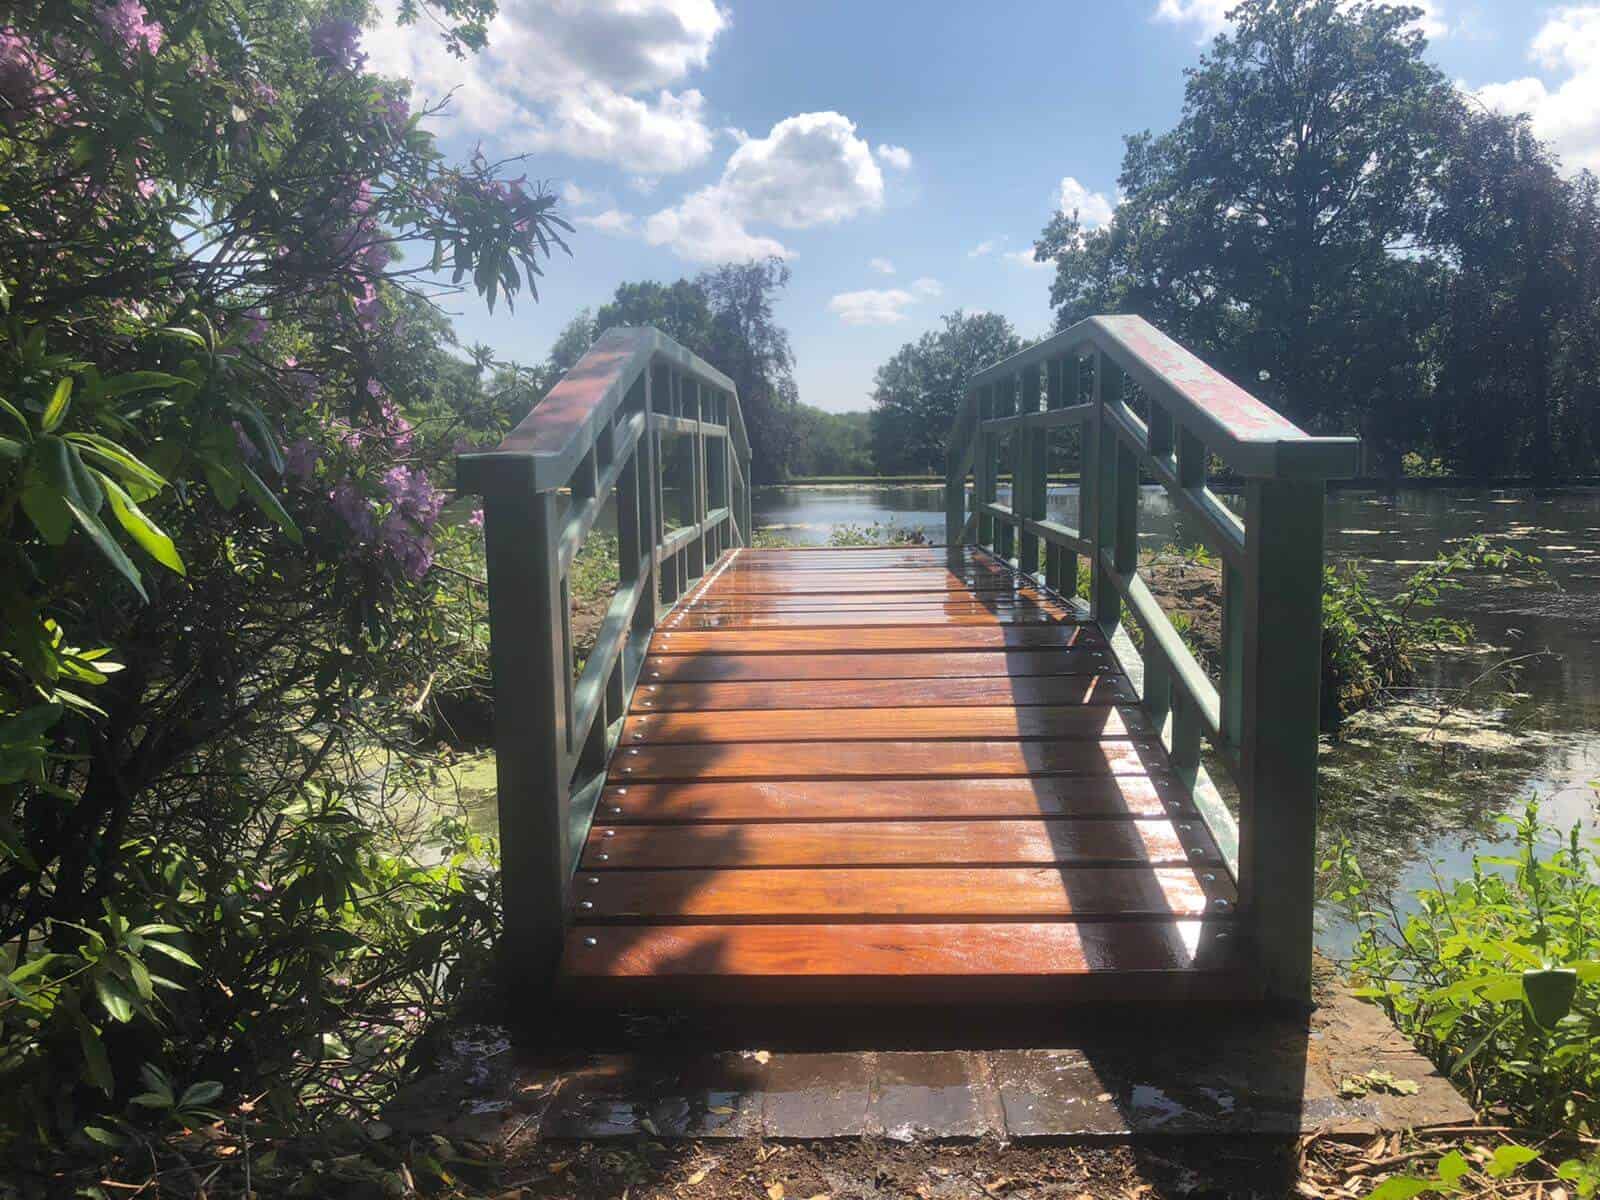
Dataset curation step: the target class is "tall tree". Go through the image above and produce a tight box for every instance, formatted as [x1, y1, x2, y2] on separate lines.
[699, 259, 798, 484]
[1034, 0, 1457, 457]
[593, 262, 799, 482]
[869, 311, 1024, 475]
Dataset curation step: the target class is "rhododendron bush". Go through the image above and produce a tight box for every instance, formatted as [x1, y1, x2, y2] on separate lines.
[0, 0, 565, 1167]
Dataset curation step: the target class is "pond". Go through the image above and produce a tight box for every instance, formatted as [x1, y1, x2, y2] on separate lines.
[753, 483, 1600, 957]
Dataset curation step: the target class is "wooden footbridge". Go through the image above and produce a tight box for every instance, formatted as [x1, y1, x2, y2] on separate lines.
[458, 318, 1358, 1015]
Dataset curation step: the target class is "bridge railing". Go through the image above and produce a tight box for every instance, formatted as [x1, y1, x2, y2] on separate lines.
[945, 314, 1358, 1005]
[458, 326, 751, 977]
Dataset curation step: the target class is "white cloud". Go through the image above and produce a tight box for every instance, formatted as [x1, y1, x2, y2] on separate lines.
[828, 280, 942, 325]
[1155, 0, 1446, 42]
[1473, 7, 1600, 174]
[364, 0, 726, 174]
[969, 237, 1002, 257]
[1004, 249, 1052, 271]
[869, 256, 896, 274]
[876, 143, 913, 170]
[576, 208, 639, 235]
[562, 181, 612, 208]
[1057, 176, 1115, 227]
[644, 111, 887, 261]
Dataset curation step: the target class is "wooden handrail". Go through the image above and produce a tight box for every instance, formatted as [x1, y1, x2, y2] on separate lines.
[946, 313, 1357, 1008]
[457, 326, 751, 982]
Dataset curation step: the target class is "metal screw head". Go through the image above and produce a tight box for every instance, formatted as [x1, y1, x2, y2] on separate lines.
[1213, 898, 1231, 912]
[1189, 847, 1204, 858]
[583, 936, 598, 947]
[602, 829, 615, 838]
[611, 806, 623, 815]
[1178, 823, 1193, 833]
[579, 900, 594, 911]
[1201, 872, 1217, 883]
[586, 876, 600, 886]
[596, 853, 609, 861]
[629, 748, 640, 755]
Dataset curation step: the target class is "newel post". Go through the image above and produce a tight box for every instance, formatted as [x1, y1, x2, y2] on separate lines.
[459, 455, 572, 986]
[1235, 477, 1327, 1007]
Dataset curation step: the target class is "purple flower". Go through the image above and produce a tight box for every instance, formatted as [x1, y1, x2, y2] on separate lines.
[96, 0, 165, 58]
[331, 480, 376, 541]
[283, 438, 320, 481]
[354, 279, 382, 331]
[0, 30, 53, 120]
[468, 508, 484, 529]
[380, 517, 434, 580]
[310, 17, 365, 70]
[379, 465, 444, 527]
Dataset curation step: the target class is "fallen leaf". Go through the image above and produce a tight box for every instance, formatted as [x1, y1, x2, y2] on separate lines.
[1095, 1092, 1114, 1103]
[767, 1182, 785, 1200]
[640, 1117, 659, 1136]
[752, 1050, 772, 1065]
[685, 1165, 712, 1186]
[708, 1105, 735, 1115]
[982, 1178, 1014, 1196]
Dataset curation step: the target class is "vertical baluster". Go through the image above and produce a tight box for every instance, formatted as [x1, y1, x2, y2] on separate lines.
[1043, 359, 1064, 592]
[636, 372, 660, 631]
[1089, 355, 1125, 627]
[655, 367, 679, 605]
[1018, 366, 1043, 580]
[976, 385, 995, 550]
[994, 376, 1016, 564]
[1236, 477, 1328, 1006]
[475, 478, 569, 980]
[687, 379, 707, 582]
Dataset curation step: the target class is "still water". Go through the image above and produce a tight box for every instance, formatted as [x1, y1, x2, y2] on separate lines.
[754, 483, 1600, 955]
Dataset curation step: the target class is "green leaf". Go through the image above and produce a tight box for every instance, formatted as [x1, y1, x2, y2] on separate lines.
[65, 497, 149, 601]
[0, 435, 23, 460]
[20, 480, 71, 543]
[141, 938, 201, 970]
[1522, 967, 1578, 1029]
[80, 1025, 114, 1096]
[202, 458, 241, 509]
[1486, 1144, 1539, 1180]
[1436, 1150, 1471, 1187]
[1367, 1177, 1434, 1200]
[83, 1124, 124, 1147]
[41, 377, 72, 432]
[0, 395, 29, 435]
[99, 370, 192, 400]
[67, 433, 168, 498]
[240, 464, 301, 542]
[179, 1081, 223, 1108]
[102, 475, 185, 576]
[159, 326, 208, 349]
[94, 972, 136, 1023]
[0, 702, 64, 744]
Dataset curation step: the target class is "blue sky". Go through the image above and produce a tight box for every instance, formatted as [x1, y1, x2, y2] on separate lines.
[367, 1, 1600, 413]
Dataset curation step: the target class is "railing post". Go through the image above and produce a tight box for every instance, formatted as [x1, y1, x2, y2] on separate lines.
[476, 476, 570, 984]
[1089, 355, 1129, 629]
[1236, 478, 1327, 1007]
[976, 385, 996, 551]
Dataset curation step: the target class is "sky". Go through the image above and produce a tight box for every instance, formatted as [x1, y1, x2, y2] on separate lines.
[365, 0, 1600, 413]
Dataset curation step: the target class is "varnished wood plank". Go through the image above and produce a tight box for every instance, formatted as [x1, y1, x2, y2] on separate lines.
[679, 595, 1063, 612]
[709, 574, 1023, 595]
[642, 648, 1115, 684]
[663, 607, 1075, 629]
[631, 674, 1139, 711]
[620, 704, 1152, 745]
[561, 921, 1234, 987]
[578, 817, 1216, 869]
[610, 738, 1165, 782]
[576, 866, 1236, 922]
[649, 625, 1095, 656]
[599, 776, 1193, 822]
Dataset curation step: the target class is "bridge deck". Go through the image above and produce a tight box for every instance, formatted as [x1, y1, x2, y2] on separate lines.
[560, 545, 1242, 1007]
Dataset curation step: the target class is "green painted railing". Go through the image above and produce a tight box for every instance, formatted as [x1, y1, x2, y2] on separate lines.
[945, 314, 1359, 1006]
[457, 327, 751, 979]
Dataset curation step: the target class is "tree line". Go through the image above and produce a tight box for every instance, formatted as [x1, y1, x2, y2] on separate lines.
[1029, 0, 1600, 482]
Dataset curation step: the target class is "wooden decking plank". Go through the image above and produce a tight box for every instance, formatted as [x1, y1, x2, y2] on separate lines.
[678, 596, 1062, 612]
[575, 866, 1236, 922]
[641, 648, 1115, 684]
[620, 704, 1152, 744]
[612, 738, 1166, 782]
[578, 817, 1217, 869]
[649, 626, 1095, 656]
[663, 608, 1075, 629]
[561, 921, 1230, 981]
[631, 674, 1139, 711]
[710, 576, 1023, 595]
[599, 776, 1194, 822]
